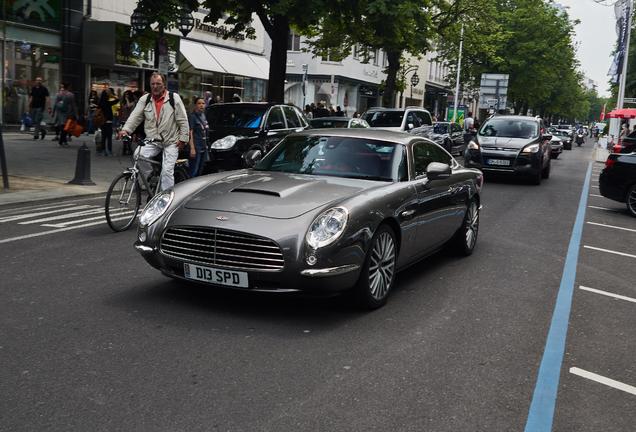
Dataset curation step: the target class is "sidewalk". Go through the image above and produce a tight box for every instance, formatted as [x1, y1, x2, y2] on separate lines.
[0, 131, 133, 206]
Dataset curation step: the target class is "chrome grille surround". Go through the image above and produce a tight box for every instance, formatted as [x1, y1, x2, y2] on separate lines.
[160, 226, 285, 271]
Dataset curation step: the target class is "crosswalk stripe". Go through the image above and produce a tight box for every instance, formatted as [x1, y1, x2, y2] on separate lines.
[0, 205, 95, 223]
[41, 210, 135, 228]
[18, 208, 105, 224]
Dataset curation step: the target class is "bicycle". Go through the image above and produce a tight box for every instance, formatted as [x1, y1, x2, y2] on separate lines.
[105, 137, 190, 232]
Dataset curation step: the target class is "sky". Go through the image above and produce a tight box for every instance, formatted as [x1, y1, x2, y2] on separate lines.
[556, 0, 617, 97]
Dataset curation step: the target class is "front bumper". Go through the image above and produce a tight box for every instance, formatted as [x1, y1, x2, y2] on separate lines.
[464, 148, 542, 176]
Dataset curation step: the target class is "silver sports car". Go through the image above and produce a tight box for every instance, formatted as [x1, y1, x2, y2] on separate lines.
[134, 129, 483, 309]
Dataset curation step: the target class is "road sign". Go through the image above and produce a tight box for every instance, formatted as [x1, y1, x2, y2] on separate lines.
[479, 73, 509, 110]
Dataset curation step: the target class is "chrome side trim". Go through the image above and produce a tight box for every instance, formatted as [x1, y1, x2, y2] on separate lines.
[301, 264, 360, 277]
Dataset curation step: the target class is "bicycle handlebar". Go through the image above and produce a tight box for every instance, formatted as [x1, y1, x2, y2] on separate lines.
[121, 135, 163, 146]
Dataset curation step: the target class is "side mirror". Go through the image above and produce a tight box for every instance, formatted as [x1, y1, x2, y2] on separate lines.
[243, 148, 263, 168]
[405, 123, 415, 131]
[543, 134, 552, 141]
[426, 162, 451, 180]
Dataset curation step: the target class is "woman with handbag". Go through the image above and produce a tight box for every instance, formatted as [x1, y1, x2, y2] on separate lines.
[98, 88, 119, 156]
[188, 97, 209, 177]
[52, 83, 77, 147]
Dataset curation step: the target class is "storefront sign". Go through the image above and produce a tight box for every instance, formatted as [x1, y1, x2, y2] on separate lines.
[4, 0, 61, 30]
[194, 19, 248, 41]
[359, 86, 378, 97]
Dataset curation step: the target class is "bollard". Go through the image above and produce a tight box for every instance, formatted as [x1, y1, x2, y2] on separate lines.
[68, 143, 96, 185]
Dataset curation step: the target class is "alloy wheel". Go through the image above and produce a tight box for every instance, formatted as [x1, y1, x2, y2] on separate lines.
[368, 231, 396, 301]
[465, 201, 479, 250]
[627, 185, 636, 217]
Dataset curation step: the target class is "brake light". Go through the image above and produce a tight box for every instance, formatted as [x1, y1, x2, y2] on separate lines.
[613, 143, 623, 153]
[605, 158, 616, 169]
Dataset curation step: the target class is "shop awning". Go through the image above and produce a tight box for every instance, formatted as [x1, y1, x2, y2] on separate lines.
[180, 39, 270, 80]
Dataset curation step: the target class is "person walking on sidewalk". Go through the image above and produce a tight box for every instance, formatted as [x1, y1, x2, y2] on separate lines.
[98, 88, 119, 156]
[118, 71, 189, 191]
[52, 83, 77, 147]
[28, 77, 50, 140]
[187, 97, 209, 178]
[118, 90, 137, 155]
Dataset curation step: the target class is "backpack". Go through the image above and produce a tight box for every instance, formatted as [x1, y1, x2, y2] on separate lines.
[134, 92, 175, 139]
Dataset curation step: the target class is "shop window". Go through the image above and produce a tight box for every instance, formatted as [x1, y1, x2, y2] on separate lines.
[288, 32, 301, 51]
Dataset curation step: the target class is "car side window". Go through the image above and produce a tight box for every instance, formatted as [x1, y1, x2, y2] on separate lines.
[266, 107, 286, 130]
[414, 111, 433, 126]
[282, 106, 301, 128]
[412, 141, 452, 178]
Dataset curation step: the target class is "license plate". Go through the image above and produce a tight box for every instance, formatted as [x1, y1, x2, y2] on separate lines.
[184, 263, 248, 288]
[486, 159, 511, 166]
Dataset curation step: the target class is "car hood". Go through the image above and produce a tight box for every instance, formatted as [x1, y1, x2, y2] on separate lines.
[477, 136, 537, 149]
[183, 170, 377, 219]
[208, 128, 258, 142]
[369, 126, 403, 132]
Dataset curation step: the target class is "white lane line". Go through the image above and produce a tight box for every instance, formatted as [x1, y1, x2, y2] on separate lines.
[0, 196, 106, 214]
[41, 210, 135, 228]
[0, 205, 95, 223]
[579, 285, 636, 304]
[0, 216, 135, 244]
[18, 208, 104, 224]
[587, 221, 636, 233]
[590, 185, 599, 188]
[588, 205, 621, 212]
[570, 367, 636, 396]
[583, 245, 636, 259]
[589, 194, 605, 198]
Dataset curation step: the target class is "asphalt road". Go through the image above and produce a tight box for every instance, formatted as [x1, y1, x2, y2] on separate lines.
[1, 140, 634, 431]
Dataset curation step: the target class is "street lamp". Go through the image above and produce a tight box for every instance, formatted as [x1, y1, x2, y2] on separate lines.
[399, 65, 418, 108]
[178, 10, 195, 37]
[410, 72, 420, 101]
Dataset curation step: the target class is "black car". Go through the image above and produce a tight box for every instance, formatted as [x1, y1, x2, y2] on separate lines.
[551, 129, 572, 150]
[599, 152, 636, 217]
[464, 115, 552, 185]
[205, 103, 309, 171]
[613, 130, 636, 153]
[309, 117, 369, 128]
[411, 121, 466, 155]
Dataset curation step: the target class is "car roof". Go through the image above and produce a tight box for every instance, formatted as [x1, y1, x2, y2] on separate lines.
[364, 107, 430, 112]
[207, 102, 278, 108]
[293, 128, 422, 145]
[487, 115, 540, 122]
[310, 117, 352, 121]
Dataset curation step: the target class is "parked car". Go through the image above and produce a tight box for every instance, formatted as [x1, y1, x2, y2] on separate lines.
[599, 152, 636, 217]
[464, 115, 552, 184]
[550, 135, 564, 158]
[309, 117, 369, 129]
[410, 121, 466, 155]
[612, 130, 636, 153]
[361, 107, 433, 132]
[134, 129, 483, 309]
[204, 102, 309, 172]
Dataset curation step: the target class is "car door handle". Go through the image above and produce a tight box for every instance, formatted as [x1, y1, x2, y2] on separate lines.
[401, 209, 416, 218]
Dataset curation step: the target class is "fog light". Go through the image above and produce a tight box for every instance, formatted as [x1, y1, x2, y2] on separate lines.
[306, 255, 317, 266]
[138, 231, 147, 242]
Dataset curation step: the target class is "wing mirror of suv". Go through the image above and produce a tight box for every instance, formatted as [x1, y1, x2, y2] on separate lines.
[243, 148, 263, 168]
[425, 162, 451, 180]
[406, 123, 415, 131]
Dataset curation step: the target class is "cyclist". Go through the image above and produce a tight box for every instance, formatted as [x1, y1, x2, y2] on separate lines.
[118, 71, 189, 191]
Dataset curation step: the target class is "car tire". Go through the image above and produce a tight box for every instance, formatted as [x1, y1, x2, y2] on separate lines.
[354, 224, 397, 309]
[449, 199, 480, 256]
[542, 158, 551, 179]
[626, 184, 636, 217]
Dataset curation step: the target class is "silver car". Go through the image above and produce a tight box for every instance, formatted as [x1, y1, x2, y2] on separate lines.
[134, 129, 483, 309]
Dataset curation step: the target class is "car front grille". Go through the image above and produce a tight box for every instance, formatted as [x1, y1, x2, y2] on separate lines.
[160, 226, 284, 271]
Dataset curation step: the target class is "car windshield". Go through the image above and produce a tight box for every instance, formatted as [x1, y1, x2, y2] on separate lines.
[254, 135, 403, 182]
[206, 105, 266, 129]
[362, 111, 404, 127]
[433, 123, 449, 134]
[479, 119, 539, 139]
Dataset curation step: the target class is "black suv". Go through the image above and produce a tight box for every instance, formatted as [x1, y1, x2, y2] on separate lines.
[204, 103, 309, 171]
[464, 115, 552, 185]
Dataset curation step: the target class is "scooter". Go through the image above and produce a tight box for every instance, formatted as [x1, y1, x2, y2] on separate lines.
[576, 132, 585, 147]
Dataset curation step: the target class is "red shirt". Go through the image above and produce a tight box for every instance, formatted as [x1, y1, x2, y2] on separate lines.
[152, 91, 166, 125]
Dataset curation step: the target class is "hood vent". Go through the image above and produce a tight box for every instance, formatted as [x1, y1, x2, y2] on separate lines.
[231, 188, 281, 197]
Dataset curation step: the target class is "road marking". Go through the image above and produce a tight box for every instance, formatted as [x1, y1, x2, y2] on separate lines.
[18, 208, 103, 224]
[583, 245, 636, 259]
[0, 205, 94, 222]
[586, 221, 636, 233]
[524, 161, 592, 432]
[588, 205, 621, 212]
[579, 285, 636, 304]
[589, 194, 605, 198]
[570, 367, 636, 396]
[0, 196, 106, 214]
[41, 210, 135, 228]
[590, 185, 599, 188]
[0, 216, 135, 244]
[0, 202, 78, 215]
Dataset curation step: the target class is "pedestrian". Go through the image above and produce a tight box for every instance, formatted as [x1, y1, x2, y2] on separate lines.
[118, 71, 189, 191]
[28, 77, 50, 140]
[87, 90, 99, 134]
[464, 111, 475, 131]
[335, 106, 345, 117]
[304, 104, 313, 119]
[52, 83, 77, 147]
[118, 90, 137, 155]
[98, 88, 119, 156]
[188, 97, 209, 177]
[204, 90, 213, 107]
[314, 101, 330, 118]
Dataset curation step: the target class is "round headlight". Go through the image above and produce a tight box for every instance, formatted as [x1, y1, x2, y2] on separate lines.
[139, 189, 174, 226]
[306, 207, 349, 249]
[211, 135, 238, 150]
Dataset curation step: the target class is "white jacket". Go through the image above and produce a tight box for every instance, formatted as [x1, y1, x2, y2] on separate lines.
[123, 91, 190, 146]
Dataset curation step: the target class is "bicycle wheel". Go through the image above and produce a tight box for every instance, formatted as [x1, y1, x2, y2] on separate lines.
[105, 172, 141, 232]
